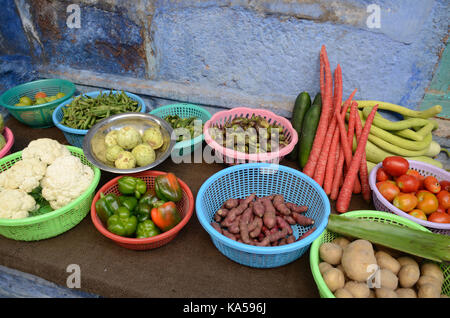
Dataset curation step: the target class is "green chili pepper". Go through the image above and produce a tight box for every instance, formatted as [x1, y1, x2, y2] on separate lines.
[95, 192, 121, 224]
[107, 206, 138, 237]
[118, 196, 138, 212]
[117, 176, 147, 199]
[136, 220, 161, 238]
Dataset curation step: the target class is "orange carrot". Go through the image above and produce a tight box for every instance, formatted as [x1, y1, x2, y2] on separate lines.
[347, 100, 361, 194]
[313, 64, 342, 186]
[302, 45, 333, 177]
[354, 102, 371, 202]
[336, 105, 379, 213]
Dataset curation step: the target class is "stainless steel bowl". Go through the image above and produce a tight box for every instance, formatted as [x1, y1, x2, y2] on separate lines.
[83, 112, 175, 174]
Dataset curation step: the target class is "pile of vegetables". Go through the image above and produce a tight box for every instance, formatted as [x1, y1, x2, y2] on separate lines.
[319, 214, 450, 298]
[211, 194, 315, 246]
[96, 173, 183, 238]
[210, 115, 289, 154]
[15, 91, 66, 106]
[375, 156, 450, 223]
[60, 91, 142, 130]
[101, 125, 165, 169]
[0, 138, 94, 219]
[349, 102, 444, 171]
[164, 115, 203, 142]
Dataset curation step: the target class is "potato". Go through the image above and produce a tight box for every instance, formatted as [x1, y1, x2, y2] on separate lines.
[375, 251, 401, 275]
[332, 237, 350, 249]
[336, 264, 348, 281]
[319, 242, 343, 265]
[323, 268, 345, 292]
[319, 262, 334, 275]
[379, 269, 398, 290]
[375, 287, 398, 298]
[416, 275, 442, 291]
[334, 288, 353, 298]
[418, 283, 441, 298]
[420, 262, 444, 285]
[396, 256, 418, 268]
[368, 289, 376, 298]
[341, 240, 378, 282]
[374, 244, 402, 258]
[398, 264, 420, 288]
[344, 281, 370, 298]
[396, 288, 417, 298]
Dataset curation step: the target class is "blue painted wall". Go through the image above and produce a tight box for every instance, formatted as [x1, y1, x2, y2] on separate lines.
[0, 0, 448, 115]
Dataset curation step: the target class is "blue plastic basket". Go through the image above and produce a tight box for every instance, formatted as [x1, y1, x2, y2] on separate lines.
[196, 163, 330, 268]
[52, 90, 146, 148]
[149, 103, 211, 157]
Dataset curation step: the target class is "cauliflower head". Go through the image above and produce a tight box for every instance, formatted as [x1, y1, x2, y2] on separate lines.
[0, 158, 47, 193]
[41, 155, 94, 210]
[22, 138, 71, 165]
[0, 189, 37, 219]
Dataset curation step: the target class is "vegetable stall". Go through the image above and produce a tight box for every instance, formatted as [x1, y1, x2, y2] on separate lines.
[0, 45, 448, 300]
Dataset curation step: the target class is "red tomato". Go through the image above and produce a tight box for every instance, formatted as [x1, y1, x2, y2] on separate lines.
[436, 205, 446, 213]
[376, 168, 391, 182]
[34, 91, 47, 99]
[416, 191, 439, 215]
[376, 181, 400, 202]
[440, 180, 450, 192]
[424, 176, 441, 193]
[408, 209, 427, 221]
[436, 190, 450, 209]
[382, 156, 409, 177]
[396, 174, 420, 193]
[393, 193, 418, 212]
[406, 169, 425, 189]
[428, 211, 450, 224]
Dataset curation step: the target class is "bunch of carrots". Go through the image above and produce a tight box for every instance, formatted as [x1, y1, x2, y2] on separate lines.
[302, 45, 379, 213]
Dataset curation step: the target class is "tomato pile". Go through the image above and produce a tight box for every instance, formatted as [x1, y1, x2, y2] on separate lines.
[376, 156, 450, 224]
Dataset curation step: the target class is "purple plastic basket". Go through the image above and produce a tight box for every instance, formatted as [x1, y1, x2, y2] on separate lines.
[369, 160, 450, 235]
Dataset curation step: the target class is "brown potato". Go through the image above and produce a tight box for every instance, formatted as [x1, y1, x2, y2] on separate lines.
[396, 288, 417, 298]
[379, 269, 398, 290]
[341, 240, 377, 282]
[416, 275, 442, 291]
[375, 287, 398, 298]
[420, 263, 444, 285]
[319, 242, 343, 265]
[344, 281, 371, 298]
[332, 237, 351, 249]
[398, 264, 420, 288]
[418, 283, 441, 298]
[334, 288, 353, 298]
[319, 262, 333, 275]
[376, 251, 401, 275]
[396, 256, 418, 268]
[323, 268, 345, 292]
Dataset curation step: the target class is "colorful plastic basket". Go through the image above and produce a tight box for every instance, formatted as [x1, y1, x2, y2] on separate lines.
[91, 171, 194, 250]
[149, 103, 212, 157]
[196, 163, 330, 268]
[0, 146, 101, 241]
[203, 107, 298, 165]
[52, 90, 147, 148]
[0, 79, 76, 128]
[0, 127, 14, 159]
[310, 210, 450, 298]
[369, 160, 450, 235]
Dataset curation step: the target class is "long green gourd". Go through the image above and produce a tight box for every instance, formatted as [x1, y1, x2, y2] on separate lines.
[368, 134, 436, 157]
[327, 214, 450, 262]
[362, 106, 430, 131]
[356, 101, 442, 119]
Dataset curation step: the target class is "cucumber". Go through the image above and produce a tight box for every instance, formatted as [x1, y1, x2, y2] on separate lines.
[298, 93, 322, 168]
[288, 92, 311, 161]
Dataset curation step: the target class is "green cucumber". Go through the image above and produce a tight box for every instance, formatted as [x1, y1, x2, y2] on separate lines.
[298, 93, 322, 168]
[288, 92, 311, 161]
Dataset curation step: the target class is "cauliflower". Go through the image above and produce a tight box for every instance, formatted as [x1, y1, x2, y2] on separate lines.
[0, 158, 47, 193]
[41, 155, 94, 210]
[22, 138, 71, 165]
[0, 189, 37, 219]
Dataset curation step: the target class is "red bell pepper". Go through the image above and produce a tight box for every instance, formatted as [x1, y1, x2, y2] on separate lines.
[151, 201, 182, 232]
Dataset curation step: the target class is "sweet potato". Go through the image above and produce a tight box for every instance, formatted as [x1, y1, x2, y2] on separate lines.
[297, 227, 316, 241]
[292, 212, 315, 226]
[223, 198, 239, 209]
[216, 208, 229, 217]
[211, 222, 222, 234]
[261, 197, 277, 229]
[214, 213, 222, 223]
[222, 193, 255, 225]
[249, 217, 263, 238]
[239, 207, 254, 244]
[252, 200, 265, 217]
[285, 202, 308, 213]
[283, 215, 296, 225]
[273, 195, 291, 215]
[276, 216, 293, 235]
[222, 229, 236, 240]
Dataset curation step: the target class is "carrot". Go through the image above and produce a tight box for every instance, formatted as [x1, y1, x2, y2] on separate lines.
[313, 64, 343, 186]
[336, 105, 379, 213]
[354, 102, 371, 202]
[347, 100, 361, 194]
[302, 45, 333, 177]
[324, 126, 340, 195]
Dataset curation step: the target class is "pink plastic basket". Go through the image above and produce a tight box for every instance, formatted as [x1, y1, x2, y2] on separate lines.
[203, 107, 298, 165]
[369, 160, 450, 235]
[0, 127, 14, 159]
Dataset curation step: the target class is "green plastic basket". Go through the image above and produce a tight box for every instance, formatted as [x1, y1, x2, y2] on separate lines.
[0, 79, 76, 128]
[0, 146, 101, 241]
[310, 210, 450, 298]
[149, 103, 212, 157]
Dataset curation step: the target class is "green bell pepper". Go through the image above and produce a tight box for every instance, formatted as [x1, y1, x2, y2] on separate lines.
[95, 192, 120, 224]
[139, 188, 161, 207]
[119, 195, 138, 212]
[135, 202, 152, 223]
[117, 176, 147, 199]
[107, 206, 138, 237]
[136, 220, 161, 238]
[154, 173, 183, 202]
